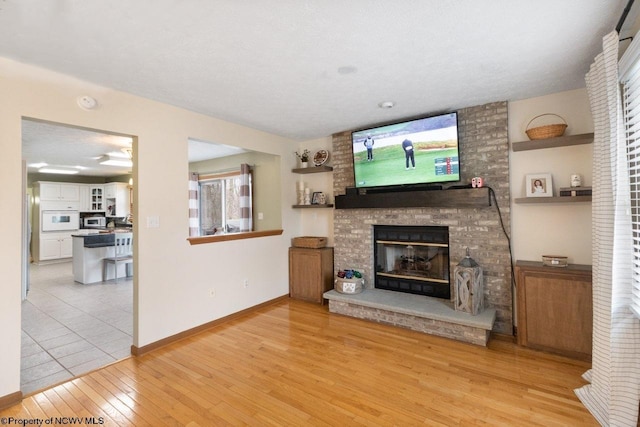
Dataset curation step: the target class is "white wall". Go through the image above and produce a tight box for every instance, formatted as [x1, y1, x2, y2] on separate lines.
[509, 88, 594, 265]
[0, 57, 302, 398]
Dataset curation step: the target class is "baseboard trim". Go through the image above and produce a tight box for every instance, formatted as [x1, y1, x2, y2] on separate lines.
[490, 331, 516, 343]
[0, 391, 23, 411]
[131, 295, 289, 357]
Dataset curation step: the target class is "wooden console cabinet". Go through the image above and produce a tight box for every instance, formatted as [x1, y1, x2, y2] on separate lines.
[516, 260, 592, 360]
[289, 247, 334, 304]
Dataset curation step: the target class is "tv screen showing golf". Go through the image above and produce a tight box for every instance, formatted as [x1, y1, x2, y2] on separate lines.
[351, 112, 459, 189]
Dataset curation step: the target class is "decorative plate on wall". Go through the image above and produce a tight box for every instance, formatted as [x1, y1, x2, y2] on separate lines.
[313, 149, 329, 166]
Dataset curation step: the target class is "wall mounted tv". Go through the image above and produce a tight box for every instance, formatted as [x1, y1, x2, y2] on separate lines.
[351, 112, 459, 190]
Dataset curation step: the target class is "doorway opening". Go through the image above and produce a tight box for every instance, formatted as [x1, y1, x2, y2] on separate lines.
[21, 118, 136, 394]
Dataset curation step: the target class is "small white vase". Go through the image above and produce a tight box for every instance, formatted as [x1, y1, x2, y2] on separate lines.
[300, 161, 308, 168]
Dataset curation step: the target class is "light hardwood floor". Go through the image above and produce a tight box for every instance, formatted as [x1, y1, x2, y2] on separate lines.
[3, 299, 596, 426]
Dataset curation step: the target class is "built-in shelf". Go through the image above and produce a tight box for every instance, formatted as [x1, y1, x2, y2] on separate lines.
[292, 204, 334, 209]
[511, 133, 594, 152]
[335, 187, 491, 209]
[292, 165, 333, 174]
[514, 196, 592, 204]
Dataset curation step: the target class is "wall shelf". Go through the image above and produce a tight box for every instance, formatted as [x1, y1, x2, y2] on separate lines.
[335, 187, 491, 209]
[292, 204, 334, 209]
[292, 165, 333, 174]
[514, 196, 591, 204]
[511, 133, 594, 152]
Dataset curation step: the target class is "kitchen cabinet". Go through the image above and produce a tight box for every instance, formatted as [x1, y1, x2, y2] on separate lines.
[79, 185, 89, 212]
[105, 182, 130, 217]
[516, 260, 592, 360]
[37, 232, 74, 262]
[89, 185, 105, 211]
[36, 182, 80, 201]
[289, 246, 334, 304]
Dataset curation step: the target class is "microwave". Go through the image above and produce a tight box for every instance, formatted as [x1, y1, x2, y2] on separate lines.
[84, 216, 106, 228]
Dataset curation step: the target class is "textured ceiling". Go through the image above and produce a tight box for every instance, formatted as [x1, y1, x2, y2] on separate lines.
[0, 0, 628, 145]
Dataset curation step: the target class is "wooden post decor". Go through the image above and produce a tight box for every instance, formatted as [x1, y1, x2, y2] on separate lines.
[454, 248, 484, 315]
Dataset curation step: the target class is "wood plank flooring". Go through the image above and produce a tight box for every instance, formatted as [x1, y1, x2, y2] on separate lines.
[2, 299, 597, 426]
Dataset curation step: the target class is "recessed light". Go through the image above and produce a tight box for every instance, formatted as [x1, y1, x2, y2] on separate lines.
[39, 167, 79, 175]
[98, 154, 132, 167]
[378, 101, 395, 109]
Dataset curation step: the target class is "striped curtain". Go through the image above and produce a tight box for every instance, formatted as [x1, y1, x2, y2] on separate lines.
[574, 31, 640, 426]
[239, 163, 252, 232]
[188, 172, 200, 237]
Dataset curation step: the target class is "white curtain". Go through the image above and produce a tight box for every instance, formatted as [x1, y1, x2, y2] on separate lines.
[188, 172, 199, 237]
[239, 163, 252, 232]
[574, 30, 640, 426]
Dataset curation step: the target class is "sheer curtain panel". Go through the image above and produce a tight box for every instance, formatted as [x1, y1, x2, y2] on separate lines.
[620, 30, 640, 320]
[574, 30, 640, 427]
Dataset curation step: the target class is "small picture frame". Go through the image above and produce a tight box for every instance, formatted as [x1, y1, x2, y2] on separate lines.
[311, 191, 324, 205]
[525, 173, 553, 197]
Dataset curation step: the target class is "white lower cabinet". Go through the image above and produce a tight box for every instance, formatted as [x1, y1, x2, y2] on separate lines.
[38, 232, 73, 262]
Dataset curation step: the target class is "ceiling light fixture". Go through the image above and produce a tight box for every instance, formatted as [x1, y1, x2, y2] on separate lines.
[98, 154, 133, 167]
[378, 101, 395, 109]
[38, 167, 79, 175]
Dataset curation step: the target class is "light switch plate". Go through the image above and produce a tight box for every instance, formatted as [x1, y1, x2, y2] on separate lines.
[146, 215, 160, 228]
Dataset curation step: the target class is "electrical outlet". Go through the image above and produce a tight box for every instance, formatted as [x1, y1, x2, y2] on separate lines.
[243, 279, 249, 288]
[209, 288, 216, 298]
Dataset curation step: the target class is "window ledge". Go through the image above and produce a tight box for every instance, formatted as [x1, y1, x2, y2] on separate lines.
[187, 229, 283, 245]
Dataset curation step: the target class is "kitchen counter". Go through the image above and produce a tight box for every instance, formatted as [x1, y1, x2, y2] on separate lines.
[72, 231, 132, 284]
[72, 233, 115, 248]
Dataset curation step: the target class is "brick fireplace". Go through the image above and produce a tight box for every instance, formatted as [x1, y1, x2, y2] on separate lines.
[330, 101, 513, 336]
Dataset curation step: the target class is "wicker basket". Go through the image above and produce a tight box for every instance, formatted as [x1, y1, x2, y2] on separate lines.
[525, 113, 568, 140]
[291, 236, 327, 248]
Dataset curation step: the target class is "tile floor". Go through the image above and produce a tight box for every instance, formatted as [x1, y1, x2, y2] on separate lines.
[21, 261, 132, 394]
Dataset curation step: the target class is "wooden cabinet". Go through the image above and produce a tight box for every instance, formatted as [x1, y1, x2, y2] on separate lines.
[289, 247, 334, 304]
[516, 260, 592, 360]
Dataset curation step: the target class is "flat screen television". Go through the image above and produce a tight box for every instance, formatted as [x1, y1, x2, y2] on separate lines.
[351, 112, 459, 189]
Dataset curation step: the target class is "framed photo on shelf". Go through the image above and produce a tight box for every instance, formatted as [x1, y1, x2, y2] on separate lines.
[525, 173, 553, 197]
[311, 192, 325, 204]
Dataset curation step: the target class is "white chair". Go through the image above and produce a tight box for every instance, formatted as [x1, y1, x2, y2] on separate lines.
[102, 232, 133, 283]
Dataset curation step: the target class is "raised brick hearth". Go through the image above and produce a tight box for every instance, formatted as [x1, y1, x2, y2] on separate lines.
[324, 289, 496, 346]
[331, 101, 513, 339]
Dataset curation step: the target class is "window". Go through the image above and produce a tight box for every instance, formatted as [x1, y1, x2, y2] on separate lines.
[620, 38, 640, 318]
[199, 169, 252, 236]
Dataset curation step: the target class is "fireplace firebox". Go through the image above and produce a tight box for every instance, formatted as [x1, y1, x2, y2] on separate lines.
[374, 225, 450, 299]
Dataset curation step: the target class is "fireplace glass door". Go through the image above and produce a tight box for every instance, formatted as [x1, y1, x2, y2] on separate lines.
[374, 225, 450, 299]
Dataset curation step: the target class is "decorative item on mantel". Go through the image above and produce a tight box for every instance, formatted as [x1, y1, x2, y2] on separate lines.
[295, 149, 310, 168]
[335, 269, 364, 294]
[454, 248, 484, 315]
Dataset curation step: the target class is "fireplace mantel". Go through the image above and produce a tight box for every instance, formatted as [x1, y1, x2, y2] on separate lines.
[334, 186, 491, 209]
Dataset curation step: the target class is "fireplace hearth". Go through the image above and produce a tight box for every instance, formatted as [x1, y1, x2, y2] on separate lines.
[374, 225, 450, 299]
